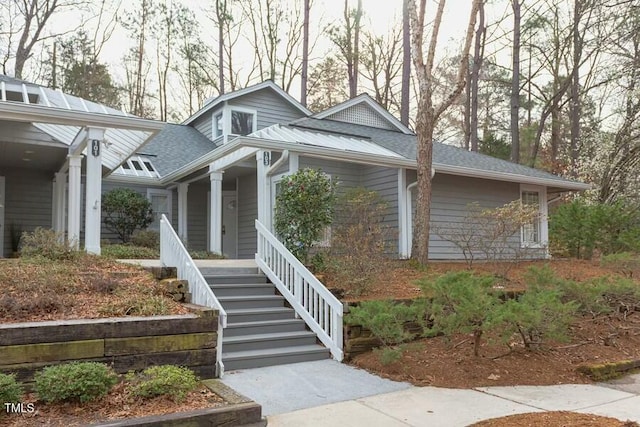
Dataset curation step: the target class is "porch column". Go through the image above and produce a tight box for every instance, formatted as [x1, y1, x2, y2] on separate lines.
[85, 128, 105, 255]
[67, 155, 82, 249]
[53, 172, 66, 234]
[398, 168, 409, 258]
[209, 168, 223, 254]
[256, 150, 271, 227]
[177, 183, 189, 242]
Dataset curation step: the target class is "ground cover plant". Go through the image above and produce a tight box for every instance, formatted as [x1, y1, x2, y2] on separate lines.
[2, 363, 226, 426]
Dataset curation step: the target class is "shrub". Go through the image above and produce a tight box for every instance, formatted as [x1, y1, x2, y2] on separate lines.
[549, 199, 640, 259]
[328, 188, 391, 296]
[127, 365, 198, 402]
[273, 168, 338, 264]
[189, 250, 225, 260]
[494, 288, 577, 350]
[346, 300, 421, 365]
[0, 373, 23, 404]
[103, 188, 153, 243]
[101, 244, 159, 259]
[35, 362, 118, 403]
[20, 227, 78, 260]
[418, 271, 499, 356]
[131, 230, 160, 249]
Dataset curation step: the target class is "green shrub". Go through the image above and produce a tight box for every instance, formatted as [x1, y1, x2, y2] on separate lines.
[0, 373, 23, 404]
[418, 271, 499, 356]
[131, 230, 160, 249]
[328, 188, 391, 296]
[346, 300, 420, 365]
[189, 250, 225, 260]
[20, 227, 79, 260]
[274, 168, 338, 264]
[550, 199, 640, 258]
[101, 244, 159, 259]
[35, 362, 118, 403]
[494, 288, 577, 350]
[127, 365, 198, 402]
[103, 188, 153, 243]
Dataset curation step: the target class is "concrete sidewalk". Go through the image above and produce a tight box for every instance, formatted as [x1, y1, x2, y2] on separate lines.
[267, 383, 640, 426]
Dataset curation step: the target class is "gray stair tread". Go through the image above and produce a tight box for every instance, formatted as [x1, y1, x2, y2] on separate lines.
[225, 318, 304, 328]
[210, 283, 273, 288]
[223, 331, 315, 343]
[205, 274, 267, 279]
[226, 307, 293, 314]
[218, 295, 283, 301]
[222, 344, 329, 360]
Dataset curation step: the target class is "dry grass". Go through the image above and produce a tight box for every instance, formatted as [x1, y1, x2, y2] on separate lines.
[0, 255, 188, 323]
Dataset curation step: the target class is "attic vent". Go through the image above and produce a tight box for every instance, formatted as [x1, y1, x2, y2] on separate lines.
[327, 103, 395, 130]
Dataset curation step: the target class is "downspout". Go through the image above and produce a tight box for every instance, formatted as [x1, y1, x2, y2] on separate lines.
[266, 150, 289, 177]
[405, 168, 436, 258]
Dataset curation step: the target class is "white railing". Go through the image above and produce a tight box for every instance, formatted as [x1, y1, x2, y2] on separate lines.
[255, 220, 344, 361]
[160, 214, 227, 376]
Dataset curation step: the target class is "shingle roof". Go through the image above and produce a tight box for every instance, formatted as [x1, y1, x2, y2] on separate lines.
[290, 117, 586, 188]
[137, 124, 215, 177]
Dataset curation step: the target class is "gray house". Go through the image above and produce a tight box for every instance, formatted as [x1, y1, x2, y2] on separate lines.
[0, 76, 588, 259]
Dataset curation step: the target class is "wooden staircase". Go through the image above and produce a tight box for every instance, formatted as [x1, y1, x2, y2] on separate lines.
[200, 266, 330, 371]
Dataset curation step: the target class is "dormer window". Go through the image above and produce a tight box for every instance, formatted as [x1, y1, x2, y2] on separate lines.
[212, 106, 257, 142]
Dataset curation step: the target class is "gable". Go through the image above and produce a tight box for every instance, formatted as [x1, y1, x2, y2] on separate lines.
[326, 103, 397, 131]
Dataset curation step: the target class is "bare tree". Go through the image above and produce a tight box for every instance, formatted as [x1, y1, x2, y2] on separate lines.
[510, 0, 522, 163]
[470, 1, 486, 152]
[301, 0, 311, 106]
[408, 0, 480, 264]
[400, 0, 411, 126]
[328, 0, 363, 99]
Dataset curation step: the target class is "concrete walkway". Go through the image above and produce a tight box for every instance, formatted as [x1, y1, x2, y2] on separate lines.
[221, 361, 640, 426]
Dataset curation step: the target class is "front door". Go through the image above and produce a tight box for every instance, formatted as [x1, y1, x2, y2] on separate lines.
[0, 176, 5, 258]
[222, 193, 237, 258]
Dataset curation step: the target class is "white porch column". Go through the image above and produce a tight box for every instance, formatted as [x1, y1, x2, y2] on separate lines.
[84, 128, 105, 255]
[209, 169, 223, 254]
[398, 168, 409, 258]
[256, 150, 271, 227]
[177, 183, 189, 242]
[67, 155, 82, 249]
[53, 172, 66, 234]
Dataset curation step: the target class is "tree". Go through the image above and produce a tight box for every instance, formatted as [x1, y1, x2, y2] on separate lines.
[400, 0, 411, 126]
[408, 0, 480, 264]
[307, 56, 349, 112]
[510, 0, 522, 163]
[469, 0, 486, 152]
[328, 0, 363, 99]
[300, 0, 311, 106]
[102, 188, 153, 243]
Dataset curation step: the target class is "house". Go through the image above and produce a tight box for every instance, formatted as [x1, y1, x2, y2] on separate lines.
[0, 76, 589, 260]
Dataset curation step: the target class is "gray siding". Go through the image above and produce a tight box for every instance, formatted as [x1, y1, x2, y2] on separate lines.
[1, 167, 53, 256]
[230, 89, 306, 130]
[192, 115, 213, 140]
[237, 172, 258, 259]
[361, 165, 399, 255]
[186, 182, 209, 251]
[298, 157, 361, 190]
[425, 174, 534, 260]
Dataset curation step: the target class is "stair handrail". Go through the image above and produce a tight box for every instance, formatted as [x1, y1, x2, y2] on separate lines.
[255, 219, 343, 361]
[160, 215, 227, 375]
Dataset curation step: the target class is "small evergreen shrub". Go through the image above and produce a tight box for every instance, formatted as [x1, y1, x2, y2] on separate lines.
[346, 300, 421, 365]
[418, 271, 499, 357]
[101, 244, 159, 259]
[20, 227, 78, 260]
[0, 373, 23, 404]
[127, 365, 198, 402]
[102, 188, 153, 243]
[35, 362, 118, 403]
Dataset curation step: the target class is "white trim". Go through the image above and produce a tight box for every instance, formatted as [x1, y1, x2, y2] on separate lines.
[67, 154, 82, 248]
[85, 129, 105, 255]
[312, 94, 413, 135]
[177, 183, 189, 242]
[209, 169, 223, 254]
[520, 184, 548, 250]
[227, 105, 258, 137]
[147, 188, 173, 231]
[398, 169, 409, 258]
[212, 108, 224, 140]
[183, 80, 311, 126]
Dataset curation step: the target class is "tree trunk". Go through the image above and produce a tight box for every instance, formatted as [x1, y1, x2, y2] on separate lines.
[464, 69, 471, 150]
[510, 0, 521, 164]
[351, 0, 363, 98]
[470, 1, 485, 152]
[569, 0, 582, 175]
[217, 0, 225, 95]
[301, 0, 310, 107]
[400, 0, 411, 126]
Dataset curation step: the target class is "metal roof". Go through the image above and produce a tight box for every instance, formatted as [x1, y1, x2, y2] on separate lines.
[251, 124, 403, 158]
[0, 74, 161, 171]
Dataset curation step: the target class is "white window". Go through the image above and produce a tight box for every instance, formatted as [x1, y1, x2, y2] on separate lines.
[214, 112, 223, 138]
[147, 189, 172, 231]
[212, 106, 257, 141]
[520, 185, 548, 248]
[231, 110, 255, 135]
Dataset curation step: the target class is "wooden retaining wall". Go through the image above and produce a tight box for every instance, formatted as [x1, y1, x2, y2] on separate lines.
[0, 307, 218, 383]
